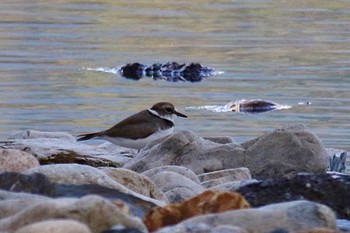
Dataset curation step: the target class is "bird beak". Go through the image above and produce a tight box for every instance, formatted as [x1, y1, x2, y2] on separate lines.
[174, 110, 188, 118]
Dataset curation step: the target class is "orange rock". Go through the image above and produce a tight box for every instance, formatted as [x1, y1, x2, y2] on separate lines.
[143, 190, 250, 232]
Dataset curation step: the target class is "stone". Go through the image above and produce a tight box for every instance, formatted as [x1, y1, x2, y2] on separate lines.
[1, 131, 135, 167]
[0, 172, 55, 196]
[8, 130, 76, 141]
[326, 148, 347, 173]
[0, 149, 39, 173]
[142, 165, 200, 184]
[198, 167, 251, 188]
[236, 173, 350, 219]
[211, 179, 259, 192]
[24, 164, 165, 206]
[143, 190, 250, 232]
[124, 130, 246, 174]
[149, 171, 205, 203]
[0, 195, 147, 233]
[125, 125, 328, 179]
[99, 167, 168, 203]
[154, 201, 337, 233]
[203, 136, 235, 144]
[0, 190, 50, 219]
[154, 223, 248, 233]
[241, 124, 328, 178]
[14, 219, 92, 233]
[0, 172, 159, 218]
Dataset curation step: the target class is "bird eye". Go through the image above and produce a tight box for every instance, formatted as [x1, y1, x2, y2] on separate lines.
[165, 107, 173, 113]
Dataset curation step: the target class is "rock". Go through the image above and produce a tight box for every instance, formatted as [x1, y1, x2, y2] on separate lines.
[99, 167, 168, 203]
[125, 125, 328, 179]
[142, 166, 200, 184]
[326, 148, 347, 173]
[198, 167, 251, 188]
[156, 223, 248, 233]
[24, 164, 165, 207]
[149, 171, 205, 203]
[236, 173, 350, 219]
[0, 172, 159, 218]
[14, 219, 92, 233]
[203, 136, 235, 144]
[125, 130, 246, 174]
[0, 195, 147, 233]
[0, 149, 40, 172]
[8, 130, 76, 141]
[154, 201, 337, 233]
[211, 179, 259, 192]
[241, 124, 328, 178]
[0, 172, 55, 196]
[1, 131, 134, 167]
[0, 190, 50, 219]
[144, 190, 250, 232]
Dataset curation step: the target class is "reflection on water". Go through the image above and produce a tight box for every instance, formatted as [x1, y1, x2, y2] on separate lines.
[0, 0, 349, 158]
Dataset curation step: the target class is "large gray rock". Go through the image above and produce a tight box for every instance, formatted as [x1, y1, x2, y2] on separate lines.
[0, 195, 146, 233]
[0, 149, 40, 173]
[154, 200, 337, 233]
[24, 164, 165, 206]
[1, 130, 135, 167]
[125, 125, 328, 179]
[149, 171, 205, 203]
[14, 219, 92, 233]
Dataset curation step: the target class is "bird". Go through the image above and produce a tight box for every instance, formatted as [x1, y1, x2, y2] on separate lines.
[77, 102, 187, 149]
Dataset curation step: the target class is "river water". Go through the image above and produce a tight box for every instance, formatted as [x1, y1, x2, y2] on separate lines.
[0, 1, 349, 157]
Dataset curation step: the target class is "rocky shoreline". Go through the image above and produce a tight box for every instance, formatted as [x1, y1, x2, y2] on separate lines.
[0, 124, 349, 233]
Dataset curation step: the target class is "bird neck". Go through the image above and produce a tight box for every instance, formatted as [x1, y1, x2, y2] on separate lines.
[147, 108, 175, 123]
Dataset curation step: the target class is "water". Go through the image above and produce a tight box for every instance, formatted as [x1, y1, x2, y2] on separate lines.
[0, 1, 349, 157]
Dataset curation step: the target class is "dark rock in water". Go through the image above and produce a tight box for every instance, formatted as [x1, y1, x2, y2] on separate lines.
[236, 173, 350, 219]
[0, 172, 157, 218]
[326, 148, 347, 173]
[118, 62, 217, 82]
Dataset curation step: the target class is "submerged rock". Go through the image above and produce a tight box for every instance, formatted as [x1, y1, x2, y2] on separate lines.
[118, 62, 218, 82]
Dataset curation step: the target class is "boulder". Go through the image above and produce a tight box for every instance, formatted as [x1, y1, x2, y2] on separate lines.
[198, 167, 251, 188]
[0, 195, 146, 233]
[241, 124, 328, 178]
[99, 167, 168, 203]
[14, 219, 92, 233]
[142, 165, 200, 184]
[125, 125, 328, 179]
[1, 130, 135, 167]
[154, 201, 337, 233]
[236, 173, 350, 219]
[0, 149, 39, 173]
[24, 164, 165, 206]
[144, 190, 250, 232]
[0, 173, 159, 218]
[149, 171, 205, 203]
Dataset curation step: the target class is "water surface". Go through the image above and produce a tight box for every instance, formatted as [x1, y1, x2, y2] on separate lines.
[0, 1, 349, 157]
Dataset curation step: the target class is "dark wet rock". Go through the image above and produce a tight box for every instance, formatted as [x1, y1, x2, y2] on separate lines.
[0, 172, 158, 218]
[125, 124, 328, 179]
[118, 62, 217, 82]
[236, 173, 350, 219]
[326, 148, 347, 173]
[0, 172, 55, 196]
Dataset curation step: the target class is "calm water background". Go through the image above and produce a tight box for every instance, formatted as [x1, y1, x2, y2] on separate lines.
[0, 1, 349, 156]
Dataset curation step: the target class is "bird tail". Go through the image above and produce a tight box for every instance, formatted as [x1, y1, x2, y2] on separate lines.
[76, 132, 100, 141]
